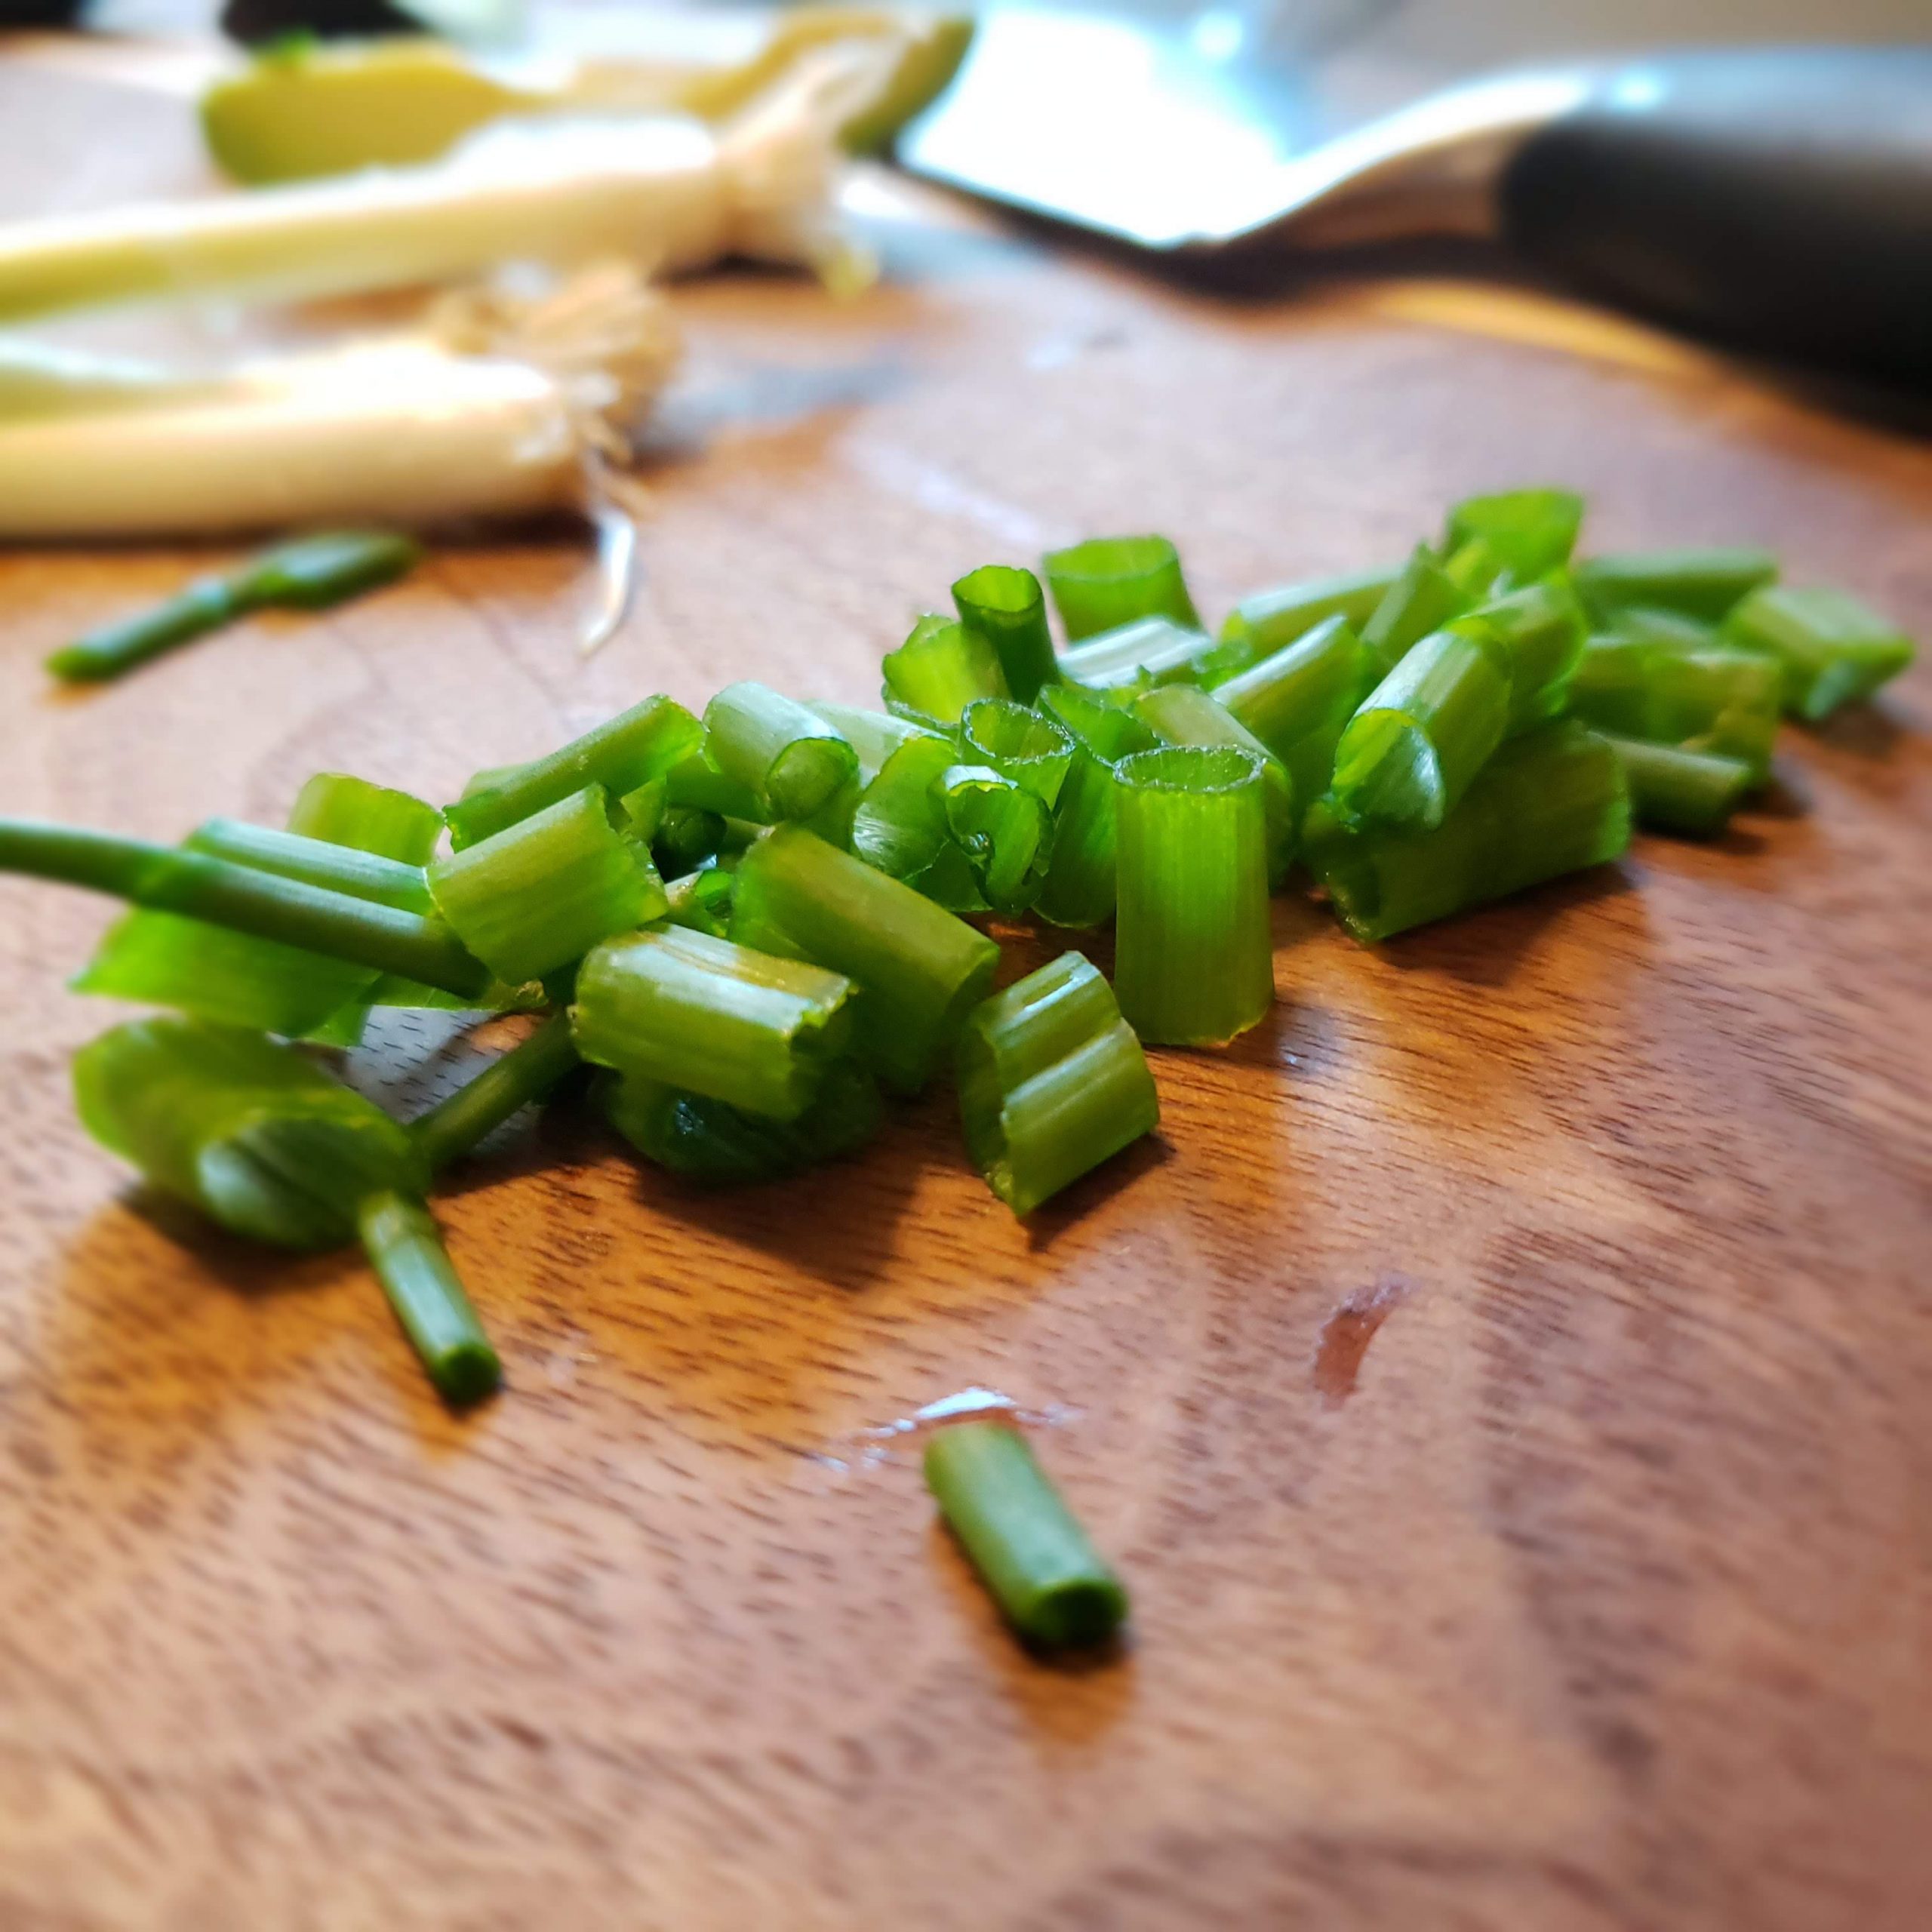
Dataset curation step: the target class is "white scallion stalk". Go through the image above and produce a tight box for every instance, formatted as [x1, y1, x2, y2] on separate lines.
[0, 262, 678, 537]
[0, 45, 889, 325]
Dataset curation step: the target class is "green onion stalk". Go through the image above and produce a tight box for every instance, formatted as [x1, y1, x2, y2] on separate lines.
[1031, 682, 1157, 929]
[882, 612, 1008, 725]
[427, 783, 666, 986]
[1567, 636, 1782, 782]
[45, 530, 420, 683]
[444, 694, 702, 850]
[1306, 720, 1631, 943]
[937, 762, 1053, 914]
[410, 1010, 581, 1172]
[1041, 534, 1198, 641]
[1112, 746, 1274, 1047]
[1054, 614, 1238, 699]
[601, 1057, 882, 1184]
[952, 564, 1058, 702]
[1216, 561, 1400, 675]
[1444, 487, 1583, 581]
[849, 731, 986, 912]
[703, 680, 860, 822]
[1359, 543, 1472, 678]
[1130, 682, 1296, 888]
[2, 817, 489, 998]
[1721, 584, 1915, 720]
[958, 951, 1159, 1217]
[1575, 546, 1779, 627]
[571, 924, 857, 1121]
[731, 825, 999, 1093]
[662, 864, 737, 937]
[924, 1420, 1129, 1651]
[1208, 613, 1378, 829]
[1600, 734, 1754, 839]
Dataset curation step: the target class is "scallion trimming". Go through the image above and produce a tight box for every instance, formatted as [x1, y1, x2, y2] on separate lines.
[410, 1011, 580, 1173]
[1130, 682, 1296, 888]
[1032, 683, 1156, 929]
[881, 612, 1009, 724]
[1041, 534, 1198, 641]
[704, 681, 860, 822]
[1575, 546, 1779, 626]
[1112, 745, 1273, 1046]
[939, 762, 1054, 914]
[1217, 562, 1400, 672]
[357, 1191, 502, 1407]
[1601, 734, 1753, 838]
[1721, 584, 1915, 720]
[1444, 488, 1583, 581]
[1360, 543, 1470, 678]
[952, 564, 1058, 702]
[924, 1420, 1128, 1651]
[958, 951, 1158, 1217]
[1567, 636, 1781, 782]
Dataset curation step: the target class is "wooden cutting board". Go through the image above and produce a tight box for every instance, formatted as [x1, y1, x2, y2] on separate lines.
[0, 50, 1927, 1932]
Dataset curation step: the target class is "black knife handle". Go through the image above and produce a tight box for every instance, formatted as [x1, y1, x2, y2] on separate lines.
[1499, 47, 1932, 387]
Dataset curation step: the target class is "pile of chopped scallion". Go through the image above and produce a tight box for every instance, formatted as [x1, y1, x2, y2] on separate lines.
[1, 487, 1914, 1651]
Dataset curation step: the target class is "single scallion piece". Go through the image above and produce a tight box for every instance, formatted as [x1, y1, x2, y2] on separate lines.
[356, 1190, 501, 1407]
[2, 817, 488, 997]
[952, 564, 1058, 703]
[186, 819, 432, 912]
[958, 951, 1159, 1216]
[1217, 562, 1401, 672]
[72, 1016, 426, 1248]
[850, 731, 984, 910]
[409, 1010, 580, 1173]
[703, 681, 860, 822]
[924, 1420, 1128, 1651]
[428, 784, 666, 986]
[882, 612, 1009, 724]
[1112, 745, 1273, 1046]
[663, 864, 737, 937]
[1032, 684, 1156, 929]
[1131, 682, 1295, 888]
[601, 1057, 882, 1184]
[1444, 488, 1583, 581]
[1306, 720, 1631, 943]
[1056, 614, 1233, 699]
[1721, 584, 1915, 720]
[940, 762, 1054, 914]
[1442, 534, 1511, 601]
[1041, 533, 1198, 641]
[1567, 637, 1781, 782]
[286, 769, 442, 863]
[1360, 543, 1470, 678]
[1595, 605, 1720, 654]
[803, 701, 944, 787]
[571, 924, 857, 1121]
[1575, 546, 1778, 626]
[1210, 613, 1379, 826]
[731, 825, 1000, 1094]
[663, 746, 767, 822]
[1477, 577, 1589, 731]
[45, 529, 420, 682]
[958, 697, 1075, 805]
[443, 694, 702, 850]
[1601, 734, 1754, 838]
[654, 803, 728, 874]
[617, 776, 667, 844]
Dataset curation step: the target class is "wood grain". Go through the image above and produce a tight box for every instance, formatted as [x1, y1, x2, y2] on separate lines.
[0, 57, 1929, 1932]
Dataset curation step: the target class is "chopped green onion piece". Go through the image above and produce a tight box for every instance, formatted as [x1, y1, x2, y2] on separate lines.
[1032, 684, 1158, 929]
[663, 746, 766, 821]
[952, 564, 1058, 702]
[1567, 638, 1781, 781]
[1131, 682, 1295, 888]
[1210, 613, 1379, 826]
[444, 695, 702, 850]
[286, 770, 441, 863]
[1721, 584, 1915, 720]
[410, 1011, 579, 1173]
[958, 951, 1158, 1217]
[1441, 534, 1512, 600]
[1112, 746, 1273, 1046]
[940, 762, 1053, 914]
[958, 697, 1075, 805]
[803, 701, 944, 786]
[703, 681, 860, 822]
[1361, 543, 1471, 678]
[43, 531, 420, 683]
[731, 826, 1000, 1094]
[663, 864, 737, 937]
[186, 819, 432, 912]
[1478, 577, 1589, 731]
[1576, 546, 1778, 626]
[571, 925, 857, 1121]
[1306, 721, 1630, 943]
[45, 577, 242, 683]
[850, 732, 983, 909]
[924, 1420, 1128, 1651]
[1598, 605, 1721, 654]
[2, 817, 487, 997]
[1601, 734, 1753, 838]
[1057, 614, 1234, 698]
[1042, 534, 1198, 641]
[231, 529, 420, 609]
[601, 1057, 882, 1185]
[1444, 488, 1583, 581]
[654, 803, 727, 874]
[356, 1190, 500, 1407]
[72, 1017, 425, 1248]
[617, 776, 667, 844]
[882, 612, 1010, 724]
[428, 784, 665, 986]
[1217, 562, 1401, 672]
